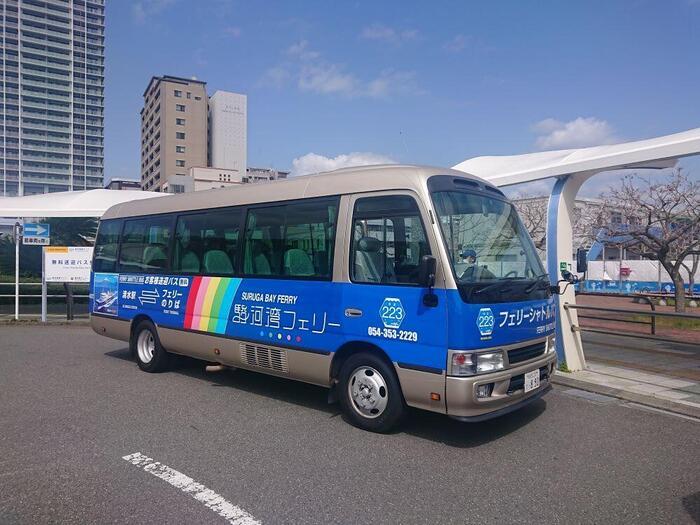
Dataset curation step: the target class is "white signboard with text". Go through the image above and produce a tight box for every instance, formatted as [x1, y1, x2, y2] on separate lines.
[44, 246, 93, 283]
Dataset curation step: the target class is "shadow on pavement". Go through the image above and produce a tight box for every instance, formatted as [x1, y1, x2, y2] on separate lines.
[104, 347, 546, 447]
[682, 492, 700, 524]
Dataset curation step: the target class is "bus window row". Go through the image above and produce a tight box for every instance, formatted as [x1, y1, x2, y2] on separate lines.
[93, 198, 339, 280]
[93, 194, 431, 286]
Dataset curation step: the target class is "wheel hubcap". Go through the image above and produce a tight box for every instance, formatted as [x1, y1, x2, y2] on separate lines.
[137, 330, 155, 364]
[348, 366, 388, 419]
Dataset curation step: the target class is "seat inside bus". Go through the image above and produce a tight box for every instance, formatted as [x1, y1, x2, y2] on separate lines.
[354, 236, 396, 283]
[284, 248, 314, 276]
[203, 249, 234, 274]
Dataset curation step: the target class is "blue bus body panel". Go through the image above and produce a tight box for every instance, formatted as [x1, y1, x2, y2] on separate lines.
[92, 272, 555, 372]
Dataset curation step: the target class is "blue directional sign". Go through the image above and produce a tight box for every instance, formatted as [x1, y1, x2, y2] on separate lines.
[23, 223, 50, 246]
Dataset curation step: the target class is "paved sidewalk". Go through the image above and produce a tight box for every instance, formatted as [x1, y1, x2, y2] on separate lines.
[553, 332, 700, 419]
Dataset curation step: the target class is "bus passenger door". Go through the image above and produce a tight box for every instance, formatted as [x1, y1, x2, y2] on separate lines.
[340, 192, 448, 376]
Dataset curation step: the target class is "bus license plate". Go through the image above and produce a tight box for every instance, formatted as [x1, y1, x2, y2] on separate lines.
[524, 370, 540, 393]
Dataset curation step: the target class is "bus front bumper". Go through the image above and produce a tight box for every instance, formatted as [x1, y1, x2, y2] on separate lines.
[445, 351, 557, 421]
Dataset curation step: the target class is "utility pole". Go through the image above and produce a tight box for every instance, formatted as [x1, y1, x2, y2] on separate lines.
[14, 221, 22, 321]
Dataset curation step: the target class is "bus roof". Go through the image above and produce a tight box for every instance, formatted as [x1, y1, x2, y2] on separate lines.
[101, 164, 492, 219]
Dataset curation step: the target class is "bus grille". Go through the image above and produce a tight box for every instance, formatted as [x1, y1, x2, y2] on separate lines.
[240, 343, 289, 373]
[507, 341, 546, 364]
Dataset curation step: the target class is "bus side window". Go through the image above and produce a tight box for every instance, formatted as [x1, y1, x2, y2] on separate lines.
[350, 195, 430, 285]
[173, 210, 240, 275]
[93, 219, 122, 273]
[119, 217, 172, 273]
[242, 198, 338, 279]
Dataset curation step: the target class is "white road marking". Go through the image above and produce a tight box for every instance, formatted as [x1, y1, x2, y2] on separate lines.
[123, 452, 260, 525]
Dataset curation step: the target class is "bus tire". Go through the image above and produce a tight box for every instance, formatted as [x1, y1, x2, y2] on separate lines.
[338, 352, 406, 433]
[131, 320, 170, 373]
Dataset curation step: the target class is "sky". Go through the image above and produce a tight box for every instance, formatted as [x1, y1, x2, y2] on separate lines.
[105, 0, 700, 197]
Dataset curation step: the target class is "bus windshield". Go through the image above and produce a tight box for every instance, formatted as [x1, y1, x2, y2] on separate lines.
[431, 190, 546, 288]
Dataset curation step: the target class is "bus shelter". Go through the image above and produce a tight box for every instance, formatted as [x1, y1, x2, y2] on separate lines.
[0, 188, 168, 320]
[453, 127, 700, 370]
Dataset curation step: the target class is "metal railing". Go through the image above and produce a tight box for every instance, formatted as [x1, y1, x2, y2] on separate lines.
[575, 291, 657, 334]
[0, 282, 89, 321]
[564, 302, 700, 345]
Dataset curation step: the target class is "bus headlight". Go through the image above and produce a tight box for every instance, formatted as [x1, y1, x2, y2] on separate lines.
[450, 351, 505, 376]
[548, 336, 557, 353]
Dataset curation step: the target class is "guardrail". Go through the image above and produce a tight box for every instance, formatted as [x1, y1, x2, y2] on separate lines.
[576, 291, 657, 334]
[0, 282, 89, 320]
[564, 302, 700, 345]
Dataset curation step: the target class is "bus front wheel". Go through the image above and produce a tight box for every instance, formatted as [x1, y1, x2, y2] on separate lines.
[339, 353, 406, 433]
[131, 320, 170, 373]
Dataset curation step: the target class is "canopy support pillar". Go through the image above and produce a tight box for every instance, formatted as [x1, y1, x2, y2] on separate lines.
[546, 174, 592, 371]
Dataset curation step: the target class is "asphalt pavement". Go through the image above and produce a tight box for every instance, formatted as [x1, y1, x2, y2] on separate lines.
[1, 324, 699, 524]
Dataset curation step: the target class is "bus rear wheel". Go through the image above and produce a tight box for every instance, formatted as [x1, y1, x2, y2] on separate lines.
[131, 320, 170, 373]
[338, 352, 406, 433]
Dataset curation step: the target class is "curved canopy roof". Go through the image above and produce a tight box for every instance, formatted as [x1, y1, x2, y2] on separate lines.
[453, 127, 700, 187]
[0, 189, 168, 218]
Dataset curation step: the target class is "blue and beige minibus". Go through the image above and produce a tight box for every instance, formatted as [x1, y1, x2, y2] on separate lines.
[91, 165, 557, 432]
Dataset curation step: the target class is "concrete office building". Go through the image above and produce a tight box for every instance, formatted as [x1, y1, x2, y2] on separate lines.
[140, 75, 252, 193]
[140, 75, 208, 192]
[163, 166, 288, 193]
[105, 178, 140, 191]
[208, 90, 246, 176]
[1, 0, 106, 196]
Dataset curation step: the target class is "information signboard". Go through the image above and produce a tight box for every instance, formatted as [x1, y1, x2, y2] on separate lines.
[44, 246, 93, 283]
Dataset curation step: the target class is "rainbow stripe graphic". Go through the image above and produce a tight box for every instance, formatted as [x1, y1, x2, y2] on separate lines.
[183, 276, 241, 334]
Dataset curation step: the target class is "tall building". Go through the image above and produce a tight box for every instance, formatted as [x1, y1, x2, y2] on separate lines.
[1, 0, 106, 197]
[208, 90, 246, 176]
[140, 75, 208, 192]
[140, 76, 248, 192]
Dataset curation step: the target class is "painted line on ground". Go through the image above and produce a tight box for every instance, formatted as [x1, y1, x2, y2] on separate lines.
[123, 452, 260, 525]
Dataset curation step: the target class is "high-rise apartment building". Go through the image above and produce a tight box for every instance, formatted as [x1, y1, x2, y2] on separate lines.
[140, 75, 208, 192]
[0, 0, 106, 196]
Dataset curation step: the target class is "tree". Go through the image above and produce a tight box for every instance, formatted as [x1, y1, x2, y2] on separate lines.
[45, 217, 97, 246]
[599, 169, 700, 312]
[512, 196, 547, 252]
[512, 194, 604, 256]
[681, 252, 699, 296]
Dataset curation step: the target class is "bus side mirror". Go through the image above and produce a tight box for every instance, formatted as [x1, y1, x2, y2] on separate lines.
[419, 255, 436, 289]
[419, 255, 439, 308]
[576, 248, 588, 273]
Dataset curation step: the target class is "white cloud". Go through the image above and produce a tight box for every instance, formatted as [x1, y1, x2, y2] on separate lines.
[291, 152, 396, 176]
[131, 0, 176, 24]
[259, 65, 291, 88]
[286, 40, 320, 61]
[443, 34, 467, 52]
[360, 23, 418, 44]
[299, 64, 358, 96]
[223, 26, 241, 38]
[263, 40, 420, 98]
[532, 117, 619, 150]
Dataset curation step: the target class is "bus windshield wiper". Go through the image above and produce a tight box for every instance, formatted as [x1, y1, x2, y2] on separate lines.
[472, 277, 522, 296]
[524, 274, 550, 293]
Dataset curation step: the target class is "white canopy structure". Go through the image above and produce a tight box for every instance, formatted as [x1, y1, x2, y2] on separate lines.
[0, 188, 169, 218]
[453, 127, 700, 370]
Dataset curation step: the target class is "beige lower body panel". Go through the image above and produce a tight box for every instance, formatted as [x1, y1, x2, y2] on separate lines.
[90, 315, 130, 342]
[158, 327, 333, 388]
[394, 365, 447, 414]
[446, 352, 557, 419]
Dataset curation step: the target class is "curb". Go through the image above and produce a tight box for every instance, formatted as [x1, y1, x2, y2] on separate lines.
[552, 373, 700, 420]
[0, 319, 91, 326]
